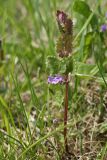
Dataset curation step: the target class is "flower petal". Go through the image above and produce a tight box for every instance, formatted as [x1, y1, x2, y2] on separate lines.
[48, 75, 64, 84]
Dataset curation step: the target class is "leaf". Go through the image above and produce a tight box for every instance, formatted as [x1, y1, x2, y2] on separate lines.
[91, 14, 98, 28]
[73, 0, 98, 28]
[85, 32, 93, 46]
[73, 0, 91, 18]
[59, 59, 67, 74]
[73, 61, 98, 76]
[65, 57, 73, 73]
[46, 56, 73, 75]
[54, 91, 64, 107]
[82, 32, 94, 61]
[46, 56, 60, 74]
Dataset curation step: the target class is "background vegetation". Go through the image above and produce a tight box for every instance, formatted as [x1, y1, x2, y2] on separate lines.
[0, 0, 107, 159]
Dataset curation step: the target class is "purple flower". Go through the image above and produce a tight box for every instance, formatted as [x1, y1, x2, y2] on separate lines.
[48, 75, 64, 84]
[101, 24, 107, 32]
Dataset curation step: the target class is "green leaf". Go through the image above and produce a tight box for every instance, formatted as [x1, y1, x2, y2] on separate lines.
[46, 56, 73, 75]
[46, 56, 60, 74]
[65, 57, 73, 73]
[73, 62, 98, 76]
[91, 14, 98, 28]
[73, 0, 98, 28]
[73, 0, 91, 18]
[59, 59, 66, 74]
[85, 32, 93, 46]
[82, 32, 94, 61]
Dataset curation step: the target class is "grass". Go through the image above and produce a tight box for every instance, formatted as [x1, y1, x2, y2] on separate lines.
[0, 0, 107, 159]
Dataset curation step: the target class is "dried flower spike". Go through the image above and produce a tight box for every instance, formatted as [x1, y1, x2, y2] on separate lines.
[56, 10, 73, 58]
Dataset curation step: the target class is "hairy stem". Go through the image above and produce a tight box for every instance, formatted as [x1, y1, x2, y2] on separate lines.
[64, 74, 69, 152]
